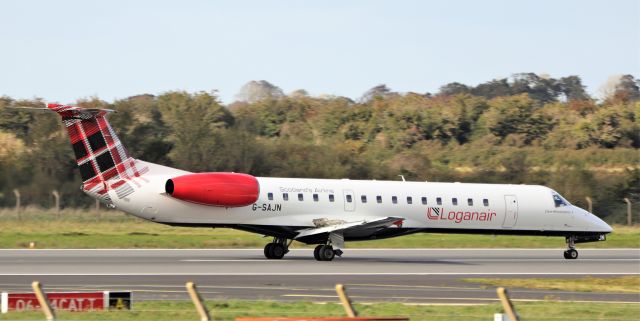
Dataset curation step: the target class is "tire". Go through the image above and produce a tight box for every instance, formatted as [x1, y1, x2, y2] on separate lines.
[319, 245, 335, 261]
[270, 243, 286, 259]
[313, 245, 323, 261]
[563, 251, 570, 259]
[264, 243, 274, 259]
[567, 249, 578, 259]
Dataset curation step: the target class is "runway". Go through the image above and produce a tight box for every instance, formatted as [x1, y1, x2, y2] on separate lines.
[0, 249, 638, 304]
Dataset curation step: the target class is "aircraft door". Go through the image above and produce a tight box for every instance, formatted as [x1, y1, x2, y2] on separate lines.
[502, 195, 518, 228]
[343, 189, 355, 212]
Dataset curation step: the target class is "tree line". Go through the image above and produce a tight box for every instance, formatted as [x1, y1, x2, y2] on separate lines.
[0, 73, 638, 223]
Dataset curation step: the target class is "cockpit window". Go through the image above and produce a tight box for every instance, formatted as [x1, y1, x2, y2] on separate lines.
[553, 194, 568, 207]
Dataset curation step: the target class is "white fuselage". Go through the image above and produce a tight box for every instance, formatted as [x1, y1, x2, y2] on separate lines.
[106, 161, 612, 242]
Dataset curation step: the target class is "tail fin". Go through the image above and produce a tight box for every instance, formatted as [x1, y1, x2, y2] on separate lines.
[47, 103, 147, 201]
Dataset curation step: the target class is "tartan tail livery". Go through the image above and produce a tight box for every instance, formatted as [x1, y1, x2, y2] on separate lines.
[47, 103, 149, 204]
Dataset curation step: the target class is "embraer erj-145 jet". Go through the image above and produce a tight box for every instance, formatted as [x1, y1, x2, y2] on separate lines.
[30, 104, 612, 261]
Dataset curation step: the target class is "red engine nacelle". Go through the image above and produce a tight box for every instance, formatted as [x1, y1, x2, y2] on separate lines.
[165, 172, 259, 207]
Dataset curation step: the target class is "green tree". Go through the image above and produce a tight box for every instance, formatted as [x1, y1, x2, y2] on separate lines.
[482, 94, 554, 145]
[157, 91, 233, 171]
[558, 76, 590, 101]
[613, 74, 640, 102]
[438, 82, 471, 96]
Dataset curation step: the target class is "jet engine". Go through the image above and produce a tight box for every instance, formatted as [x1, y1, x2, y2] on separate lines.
[165, 172, 259, 207]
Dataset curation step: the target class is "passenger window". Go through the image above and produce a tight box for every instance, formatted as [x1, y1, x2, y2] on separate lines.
[421, 197, 427, 205]
[346, 195, 353, 203]
[376, 195, 382, 203]
[392, 196, 398, 204]
[298, 193, 304, 201]
[407, 196, 412, 204]
[313, 194, 319, 202]
[452, 198, 458, 206]
[468, 198, 473, 206]
[329, 194, 335, 202]
[436, 197, 442, 205]
[361, 195, 367, 203]
[267, 192, 273, 201]
[283, 193, 289, 201]
[483, 199, 489, 206]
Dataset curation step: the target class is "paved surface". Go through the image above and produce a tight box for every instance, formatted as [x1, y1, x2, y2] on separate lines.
[0, 249, 638, 304]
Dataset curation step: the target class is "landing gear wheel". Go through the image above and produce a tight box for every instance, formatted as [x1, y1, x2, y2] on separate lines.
[564, 249, 578, 260]
[269, 243, 286, 259]
[264, 243, 274, 259]
[318, 245, 335, 261]
[564, 236, 578, 260]
[313, 245, 323, 261]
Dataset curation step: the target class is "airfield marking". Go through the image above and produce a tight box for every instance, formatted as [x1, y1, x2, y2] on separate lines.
[1, 248, 637, 251]
[180, 259, 297, 262]
[1, 272, 638, 276]
[179, 258, 639, 262]
[280, 294, 640, 304]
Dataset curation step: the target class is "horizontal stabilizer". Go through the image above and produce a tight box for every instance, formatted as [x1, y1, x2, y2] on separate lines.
[8, 104, 115, 115]
[8, 106, 50, 111]
[46, 103, 115, 116]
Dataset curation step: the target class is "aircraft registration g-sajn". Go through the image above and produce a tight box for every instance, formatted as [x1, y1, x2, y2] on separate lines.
[31, 103, 612, 261]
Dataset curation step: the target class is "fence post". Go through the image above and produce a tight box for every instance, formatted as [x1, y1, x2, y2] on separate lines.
[31, 281, 56, 321]
[585, 196, 592, 213]
[13, 189, 21, 219]
[335, 284, 357, 317]
[186, 282, 211, 321]
[496, 287, 519, 321]
[52, 190, 60, 218]
[95, 199, 101, 220]
[624, 198, 632, 226]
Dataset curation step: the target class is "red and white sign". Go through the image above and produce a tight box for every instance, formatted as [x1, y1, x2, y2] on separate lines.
[2, 292, 107, 313]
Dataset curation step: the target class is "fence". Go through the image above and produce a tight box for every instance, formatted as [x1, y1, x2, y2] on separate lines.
[5, 281, 527, 321]
[4, 280, 638, 321]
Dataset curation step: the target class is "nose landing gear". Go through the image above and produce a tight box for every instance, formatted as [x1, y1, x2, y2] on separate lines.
[563, 236, 579, 260]
[264, 237, 290, 259]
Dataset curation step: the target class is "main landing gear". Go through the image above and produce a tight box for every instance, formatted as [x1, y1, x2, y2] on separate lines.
[313, 244, 343, 261]
[264, 237, 290, 259]
[263, 237, 344, 261]
[563, 236, 578, 260]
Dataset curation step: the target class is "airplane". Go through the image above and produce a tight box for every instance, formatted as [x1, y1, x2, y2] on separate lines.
[29, 103, 613, 261]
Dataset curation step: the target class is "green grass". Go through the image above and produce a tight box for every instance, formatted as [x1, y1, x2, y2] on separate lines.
[0, 300, 638, 321]
[463, 276, 640, 293]
[1, 208, 638, 249]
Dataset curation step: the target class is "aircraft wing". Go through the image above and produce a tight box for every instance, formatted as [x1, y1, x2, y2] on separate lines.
[294, 216, 405, 240]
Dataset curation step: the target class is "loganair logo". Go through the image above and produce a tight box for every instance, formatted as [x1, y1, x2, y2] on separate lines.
[426, 207, 443, 219]
[427, 207, 497, 223]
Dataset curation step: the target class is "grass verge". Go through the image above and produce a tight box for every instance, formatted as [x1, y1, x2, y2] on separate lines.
[0, 300, 638, 321]
[463, 276, 640, 293]
[1, 209, 638, 249]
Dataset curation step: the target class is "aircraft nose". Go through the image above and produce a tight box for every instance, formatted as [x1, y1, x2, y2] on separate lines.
[595, 216, 613, 233]
[586, 210, 613, 233]
[575, 206, 612, 233]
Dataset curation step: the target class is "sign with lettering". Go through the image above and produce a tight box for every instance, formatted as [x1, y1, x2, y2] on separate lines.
[1, 291, 131, 313]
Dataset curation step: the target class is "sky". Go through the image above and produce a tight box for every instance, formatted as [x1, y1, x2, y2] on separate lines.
[0, 0, 638, 104]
